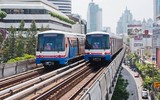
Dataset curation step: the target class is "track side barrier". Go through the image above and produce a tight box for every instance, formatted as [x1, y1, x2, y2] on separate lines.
[0, 59, 41, 78]
[80, 47, 126, 100]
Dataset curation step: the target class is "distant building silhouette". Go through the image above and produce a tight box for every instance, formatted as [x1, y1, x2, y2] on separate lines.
[116, 7, 133, 34]
[116, 7, 154, 35]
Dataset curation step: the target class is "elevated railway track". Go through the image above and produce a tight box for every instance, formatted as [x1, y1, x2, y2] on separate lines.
[0, 47, 126, 100]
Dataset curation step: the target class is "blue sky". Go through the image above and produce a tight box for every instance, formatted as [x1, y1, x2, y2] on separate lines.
[72, 0, 153, 33]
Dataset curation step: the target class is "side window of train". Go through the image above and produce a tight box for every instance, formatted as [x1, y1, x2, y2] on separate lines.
[111, 38, 114, 47]
[107, 36, 110, 49]
[79, 38, 84, 46]
[71, 39, 77, 47]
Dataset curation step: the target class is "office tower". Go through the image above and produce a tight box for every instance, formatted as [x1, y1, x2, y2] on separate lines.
[87, 1, 102, 32]
[116, 7, 133, 34]
[154, 0, 160, 21]
[47, 0, 71, 15]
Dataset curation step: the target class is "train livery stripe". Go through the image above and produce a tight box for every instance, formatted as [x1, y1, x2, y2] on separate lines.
[85, 52, 111, 54]
[36, 54, 66, 58]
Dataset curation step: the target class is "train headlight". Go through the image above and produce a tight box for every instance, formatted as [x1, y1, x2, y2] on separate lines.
[102, 52, 105, 55]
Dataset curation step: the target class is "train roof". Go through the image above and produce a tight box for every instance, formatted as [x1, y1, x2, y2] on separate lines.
[86, 31, 110, 35]
[37, 30, 85, 37]
[37, 30, 70, 35]
[86, 31, 122, 39]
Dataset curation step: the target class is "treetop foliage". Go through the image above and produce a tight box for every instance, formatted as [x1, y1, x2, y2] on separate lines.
[48, 12, 75, 24]
[7, 54, 35, 63]
[0, 10, 7, 20]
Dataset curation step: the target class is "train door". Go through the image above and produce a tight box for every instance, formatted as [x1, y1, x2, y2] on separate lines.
[68, 38, 73, 58]
[68, 38, 78, 58]
[73, 38, 78, 56]
[77, 38, 80, 55]
[110, 38, 113, 55]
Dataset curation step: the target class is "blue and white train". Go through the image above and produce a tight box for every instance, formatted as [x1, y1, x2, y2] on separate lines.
[84, 31, 123, 62]
[36, 30, 85, 67]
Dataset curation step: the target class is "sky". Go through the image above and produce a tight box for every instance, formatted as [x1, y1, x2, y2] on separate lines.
[72, 0, 153, 33]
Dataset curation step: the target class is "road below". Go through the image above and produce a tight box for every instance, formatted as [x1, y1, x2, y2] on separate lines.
[121, 64, 146, 100]
[121, 65, 138, 100]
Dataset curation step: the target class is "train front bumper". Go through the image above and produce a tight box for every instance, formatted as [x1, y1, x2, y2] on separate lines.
[84, 54, 111, 61]
[36, 57, 68, 65]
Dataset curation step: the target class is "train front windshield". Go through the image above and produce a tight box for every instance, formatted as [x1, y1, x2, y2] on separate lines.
[37, 33, 65, 51]
[85, 34, 110, 49]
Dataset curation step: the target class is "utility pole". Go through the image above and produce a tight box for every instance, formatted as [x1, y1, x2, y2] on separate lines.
[152, 56, 156, 100]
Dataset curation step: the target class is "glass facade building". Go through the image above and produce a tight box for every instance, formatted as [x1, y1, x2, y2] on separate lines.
[154, 0, 160, 21]
[87, 2, 102, 32]
[47, 0, 71, 15]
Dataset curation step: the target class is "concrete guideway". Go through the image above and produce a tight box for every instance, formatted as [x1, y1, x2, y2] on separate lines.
[122, 64, 150, 100]
[80, 48, 126, 100]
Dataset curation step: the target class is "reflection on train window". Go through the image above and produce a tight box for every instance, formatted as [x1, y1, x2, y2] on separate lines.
[85, 34, 110, 49]
[44, 43, 52, 50]
[37, 33, 65, 51]
[70, 39, 77, 47]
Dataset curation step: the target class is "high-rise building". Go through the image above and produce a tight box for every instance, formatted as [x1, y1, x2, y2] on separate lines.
[154, 0, 160, 21]
[87, 1, 102, 32]
[0, 0, 72, 32]
[116, 7, 133, 34]
[47, 0, 71, 15]
[153, 0, 160, 67]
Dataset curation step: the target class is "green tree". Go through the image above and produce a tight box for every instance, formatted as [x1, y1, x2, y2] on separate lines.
[1, 26, 16, 62]
[0, 10, 7, 21]
[112, 74, 129, 100]
[19, 20, 25, 34]
[40, 24, 45, 32]
[127, 37, 130, 45]
[0, 32, 2, 45]
[1, 39, 10, 62]
[26, 20, 37, 55]
[40, 24, 50, 32]
[16, 20, 25, 57]
[143, 76, 152, 89]
[8, 26, 16, 59]
[144, 51, 151, 58]
[45, 24, 50, 30]
[0, 32, 2, 63]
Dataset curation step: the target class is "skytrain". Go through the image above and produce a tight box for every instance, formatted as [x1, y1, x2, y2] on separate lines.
[36, 30, 85, 68]
[84, 31, 123, 62]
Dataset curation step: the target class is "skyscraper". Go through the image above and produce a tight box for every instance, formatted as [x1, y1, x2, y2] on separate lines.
[47, 0, 71, 15]
[116, 7, 133, 34]
[87, 1, 102, 32]
[153, 0, 160, 21]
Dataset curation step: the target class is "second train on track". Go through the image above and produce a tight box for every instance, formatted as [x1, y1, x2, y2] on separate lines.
[84, 31, 123, 62]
